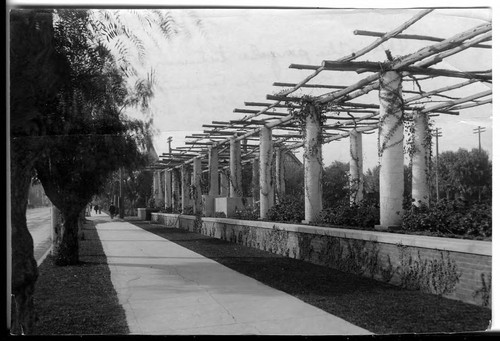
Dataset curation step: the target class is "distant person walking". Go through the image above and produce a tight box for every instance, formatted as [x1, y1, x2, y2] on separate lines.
[94, 204, 99, 215]
[109, 204, 116, 219]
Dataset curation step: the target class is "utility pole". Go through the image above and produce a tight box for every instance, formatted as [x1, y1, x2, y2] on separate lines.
[167, 136, 172, 154]
[433, 127, 443, 202]
[472, 126, 486, 152]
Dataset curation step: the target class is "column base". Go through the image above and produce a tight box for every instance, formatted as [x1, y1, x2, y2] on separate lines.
[202, 195, 216, 217]
[215, 197, 253, 218]
[374, 224, 401, 231]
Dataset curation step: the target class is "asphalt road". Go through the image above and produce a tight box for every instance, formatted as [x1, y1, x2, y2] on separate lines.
[26, 206, 52, 265]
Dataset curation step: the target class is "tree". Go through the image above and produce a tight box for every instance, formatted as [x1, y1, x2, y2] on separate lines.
[33, 9, 152, 265]
[322, 161, 350, 207]
[432, 148, 492, 203]
[9, 8, 196, 333]
[363, 164, 412, 205]
[9, 9, 65, 333]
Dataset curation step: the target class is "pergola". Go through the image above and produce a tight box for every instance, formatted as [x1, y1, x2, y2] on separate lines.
[150, 9, 491, 229]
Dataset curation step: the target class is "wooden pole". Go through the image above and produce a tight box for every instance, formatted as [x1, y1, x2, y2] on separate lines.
[353, 29, 491, 49]
[473, 126, 486, 152]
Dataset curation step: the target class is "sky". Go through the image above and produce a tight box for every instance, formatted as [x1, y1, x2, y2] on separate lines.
[99, 5, 493, 171]
[6, 0, 499, 329]
[7, 1, 494, 170]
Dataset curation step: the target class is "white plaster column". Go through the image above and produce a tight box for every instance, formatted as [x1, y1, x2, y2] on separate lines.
[181, 164, 190, 213]
[209, 146, 219, 196]
[220, 170, 229, 197]
[229, 137, 242, 197]
[260, 126, 273, 219]
[252, 156, 260, 204]
[411, 111, 430, 207]
[152, 170, 159, 203]
[349, 129, 364, 205]
[304, 105, 323, 223]
[275, 146, 286, 202]
[171, 168, 180, 211]
[158, 170, 164, 203]
[164, 170, 172, 209]
[378, 71, 404, 228]
[193, 158, 202, 215]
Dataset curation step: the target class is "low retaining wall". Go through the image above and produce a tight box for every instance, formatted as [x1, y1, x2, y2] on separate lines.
[151, 213, 492, 308]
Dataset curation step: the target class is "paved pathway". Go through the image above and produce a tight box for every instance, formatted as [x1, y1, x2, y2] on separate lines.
[26, 207, 52, 265]
[92, 215, 371, 335]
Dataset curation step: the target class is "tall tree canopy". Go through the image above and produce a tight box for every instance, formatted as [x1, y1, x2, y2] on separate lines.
[33, 9, 154, 265]
[433, 148, 492, 203]
[10, 9, 63, 334]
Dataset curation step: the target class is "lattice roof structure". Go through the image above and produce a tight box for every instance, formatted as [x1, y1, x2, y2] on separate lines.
[152, 9, 491, 171]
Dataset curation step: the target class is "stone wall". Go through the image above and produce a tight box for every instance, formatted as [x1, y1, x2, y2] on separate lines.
[151, 213, 492, 308]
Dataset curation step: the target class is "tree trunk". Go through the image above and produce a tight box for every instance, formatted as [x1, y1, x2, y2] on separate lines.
[10, 142, 38, 334]
[53, 212, 80, 265]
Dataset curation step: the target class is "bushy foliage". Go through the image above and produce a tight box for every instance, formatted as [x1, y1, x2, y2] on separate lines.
[234, 205, 260, 220]
[318, 199, 380, 228]
[214, 211, 227, 218]
[401, 199, 491, 238]
[322, 161, 349, 206]
[430, 149, 492, 203]
[266, 195, 305, 223]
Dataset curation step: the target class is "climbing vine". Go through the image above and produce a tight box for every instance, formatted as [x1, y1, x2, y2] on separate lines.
[473, 273, 492, 307]
[349, 131, 363, 203]
[378, 72, 405, 157]
[286, 95, 326, 212]
[397, 244, 461, 296]
[403, 110, 434, 191]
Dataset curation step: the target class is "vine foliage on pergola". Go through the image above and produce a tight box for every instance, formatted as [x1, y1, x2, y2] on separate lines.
[153, 9, 491, 208]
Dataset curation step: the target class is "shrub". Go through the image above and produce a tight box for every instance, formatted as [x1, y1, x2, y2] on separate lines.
[234, 204, 260, 220]
[401, 199, 491, 238]
[214, 211, 226, 218]
[318, 199, 380, 228]
[266, 195, 304, 223]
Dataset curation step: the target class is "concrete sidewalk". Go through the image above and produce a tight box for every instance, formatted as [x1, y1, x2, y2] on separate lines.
[91, 215, 372, 335]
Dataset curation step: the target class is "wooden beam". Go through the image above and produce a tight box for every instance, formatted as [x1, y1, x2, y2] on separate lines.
[322, 60, 492, 81]
[353, 29, 492, 49]
[204, 10, 433, 153]
[448, 98, 491, 110]
[316, 23, 491, 104]
[273, 82, 347, 89]
[233, 108, 289, 116]
[405, 79, 480, 103]
[289, 63, 321, 70]
[421, 90, 491, 114]
[244, 101, 301, 108]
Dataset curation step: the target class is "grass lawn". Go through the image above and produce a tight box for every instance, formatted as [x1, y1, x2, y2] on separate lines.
[33, 219, 129, 335]
[32, 217, 491, 335]
[130, 221, 491, 335]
